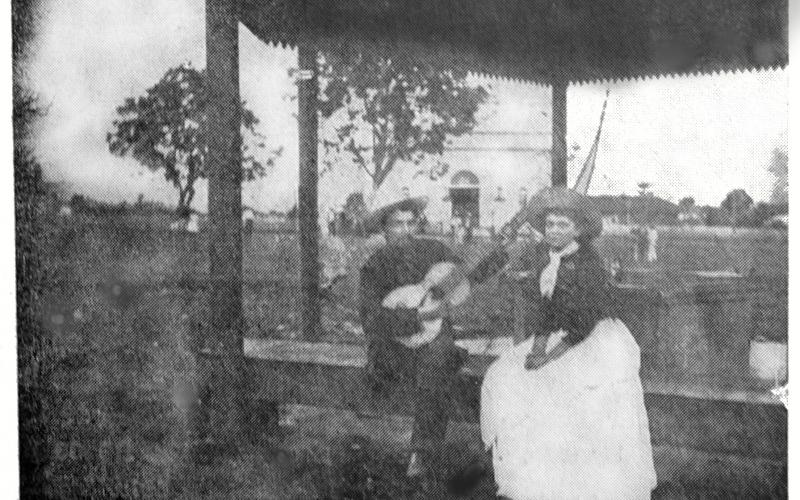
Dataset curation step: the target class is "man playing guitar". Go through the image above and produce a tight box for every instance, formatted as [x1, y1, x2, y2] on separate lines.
[359, 197, 512, 479]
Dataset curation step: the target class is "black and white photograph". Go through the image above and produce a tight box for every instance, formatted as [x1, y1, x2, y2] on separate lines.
[14, 0, 791, 498]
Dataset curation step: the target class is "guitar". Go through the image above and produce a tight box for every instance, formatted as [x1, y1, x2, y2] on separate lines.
[382, 261, 471, 348]
[381, 214, 532, 348]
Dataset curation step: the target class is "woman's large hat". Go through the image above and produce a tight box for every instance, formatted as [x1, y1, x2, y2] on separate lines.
[363, 196, 428, 234]
[518, 186, 603, 239]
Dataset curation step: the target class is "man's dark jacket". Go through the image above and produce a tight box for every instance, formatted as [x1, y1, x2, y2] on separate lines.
[359, 237, 508, 380]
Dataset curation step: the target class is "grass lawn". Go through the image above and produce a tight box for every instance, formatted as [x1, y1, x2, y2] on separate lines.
[23, 214, 787, 497]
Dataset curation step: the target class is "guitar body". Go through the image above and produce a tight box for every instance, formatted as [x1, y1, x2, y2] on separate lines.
[380, 241, 510, 348]
[382, 282, 444, 348]
[376, 194, 536, 348]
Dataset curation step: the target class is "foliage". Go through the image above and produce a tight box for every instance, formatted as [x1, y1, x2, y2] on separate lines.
[678, 197, 695, 209]
[591, 194, 679, 225]
[704, 196, 787, 228]
[12, 0, 42, 65]
[720, 189, 754, 226]
[747, 201, 788, 228]
[69, 194, 130, 217]
[17, 85, 176, 497]
[313, 51, 488, 203]
[108, 64, 282, 212]
[15, 84, 51, 499]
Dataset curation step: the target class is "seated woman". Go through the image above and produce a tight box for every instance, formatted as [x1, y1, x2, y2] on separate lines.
[480, 187, 657, 500]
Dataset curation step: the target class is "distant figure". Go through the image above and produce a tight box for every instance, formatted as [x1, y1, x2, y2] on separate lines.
[58, 205, 73, 218]
[452, 217, 465, 244]
[320, 234, 349, 301]
[243, 207, 255, 239]
[327, 208, 337, 236]
[632, 226, 648, 263]
[610, 257, 624, 282]
[646, 225, 658, 263]
[343, 192, 368, 236]
[458, 216, 467, 244]
[464, 214, 475, 243]
[186, 213, 200, 233]
[418, 213, 428, 235]
[337, 211, 349, 235]
[169, 212, 187, 232]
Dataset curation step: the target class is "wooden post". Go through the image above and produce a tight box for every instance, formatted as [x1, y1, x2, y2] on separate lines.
[297, 44, 320, 339]
[551, 78, 568, 187]
[200, 0, 246, 449]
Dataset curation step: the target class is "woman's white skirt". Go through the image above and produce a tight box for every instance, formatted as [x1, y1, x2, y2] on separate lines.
[480, 319, 657, 500]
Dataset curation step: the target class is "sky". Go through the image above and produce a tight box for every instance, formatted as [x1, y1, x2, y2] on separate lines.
[23, 0, 789, 211]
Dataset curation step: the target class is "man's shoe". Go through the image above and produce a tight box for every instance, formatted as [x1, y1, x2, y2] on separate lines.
[447, 460, 488, 496]
[406, 452, 425, 478]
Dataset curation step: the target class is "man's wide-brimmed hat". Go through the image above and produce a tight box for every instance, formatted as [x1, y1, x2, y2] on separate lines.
[363, 196, 428, 234]
[517, 187, 603, 240]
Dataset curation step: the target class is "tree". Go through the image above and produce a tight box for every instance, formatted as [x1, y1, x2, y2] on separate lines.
[637, 182, 652, 197]
[678, 197, 695, 210]
[768, 148, 788, 204]
[720, 188, 754, 226]
[313, 51, 488, 206]
[108, 64, 282, 213]
[702, 206, 725, 226]
[750, 201, 787, 228]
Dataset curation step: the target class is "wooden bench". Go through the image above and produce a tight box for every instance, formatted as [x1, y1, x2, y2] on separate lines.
[198, 336, 786, 460]
[196, 283, 786, 492]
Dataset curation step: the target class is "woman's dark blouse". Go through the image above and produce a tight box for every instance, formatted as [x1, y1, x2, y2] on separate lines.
[517, 241, 616, 346]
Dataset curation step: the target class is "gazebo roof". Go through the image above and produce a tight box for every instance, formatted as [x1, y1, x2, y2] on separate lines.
[237, 0, 787, 84]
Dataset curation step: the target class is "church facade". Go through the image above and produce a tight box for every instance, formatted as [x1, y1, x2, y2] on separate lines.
[319, 128, 554, 235]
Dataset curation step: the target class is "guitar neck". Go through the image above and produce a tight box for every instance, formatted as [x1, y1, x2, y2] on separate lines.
[465, 241, 512, 285]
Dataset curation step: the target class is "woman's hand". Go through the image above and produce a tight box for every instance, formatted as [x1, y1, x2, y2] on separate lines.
[530, 335, 548, 356]
[527, 340, 571, 370]
[525, 352, 548, 370]
[525, 336, 549, 369]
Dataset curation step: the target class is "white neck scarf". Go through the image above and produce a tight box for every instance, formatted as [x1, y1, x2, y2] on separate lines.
[539, 240, 580, 299]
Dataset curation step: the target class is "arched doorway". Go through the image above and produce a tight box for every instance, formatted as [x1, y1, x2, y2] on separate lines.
[450, 170, 480, 224]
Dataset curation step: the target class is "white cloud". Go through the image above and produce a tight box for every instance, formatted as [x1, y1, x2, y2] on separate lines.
[571, 69, 788, 205]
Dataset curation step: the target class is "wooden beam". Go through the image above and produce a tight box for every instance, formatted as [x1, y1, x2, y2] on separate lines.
[297, 43, 320, 339]
[237, 0, 789, 85]
[551, 78, 568, 187]
[201, 0, 246, 447]
[206, 0, 243, 352]
[200, 345, 787, 459]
